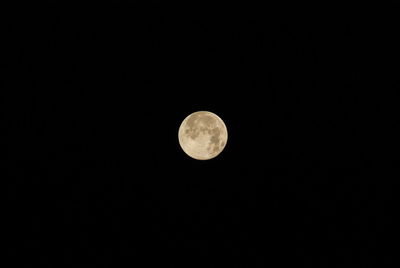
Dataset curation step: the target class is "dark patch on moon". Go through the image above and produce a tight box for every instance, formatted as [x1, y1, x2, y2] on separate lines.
[186, 126, 199, 139]
[208, 127, 222, 154]
[210, 133, 220, 144]
[211, 144, 220, 154]
[200, 115, 215, 127]
[186, 114, 199, 129]
[209, 127, 220, 136]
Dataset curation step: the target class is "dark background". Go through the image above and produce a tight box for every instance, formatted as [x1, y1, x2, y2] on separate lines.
[3, 8, 399, 267]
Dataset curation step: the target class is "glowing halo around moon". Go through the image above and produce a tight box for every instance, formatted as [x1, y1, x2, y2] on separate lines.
[178, 111, 228, 160]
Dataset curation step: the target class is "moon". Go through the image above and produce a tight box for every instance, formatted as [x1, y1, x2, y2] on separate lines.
[178, 111, 228, 160]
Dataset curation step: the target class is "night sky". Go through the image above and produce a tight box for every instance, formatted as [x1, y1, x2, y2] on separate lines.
[4, 8, 398, 267]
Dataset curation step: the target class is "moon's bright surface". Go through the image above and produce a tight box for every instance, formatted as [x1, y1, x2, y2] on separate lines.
[178, 111, 228, 160]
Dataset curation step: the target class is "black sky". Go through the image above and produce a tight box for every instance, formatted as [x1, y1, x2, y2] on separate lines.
[4, 8, 398, 267]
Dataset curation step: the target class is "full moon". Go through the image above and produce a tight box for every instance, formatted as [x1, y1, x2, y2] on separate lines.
[178, 111, 228, 160]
